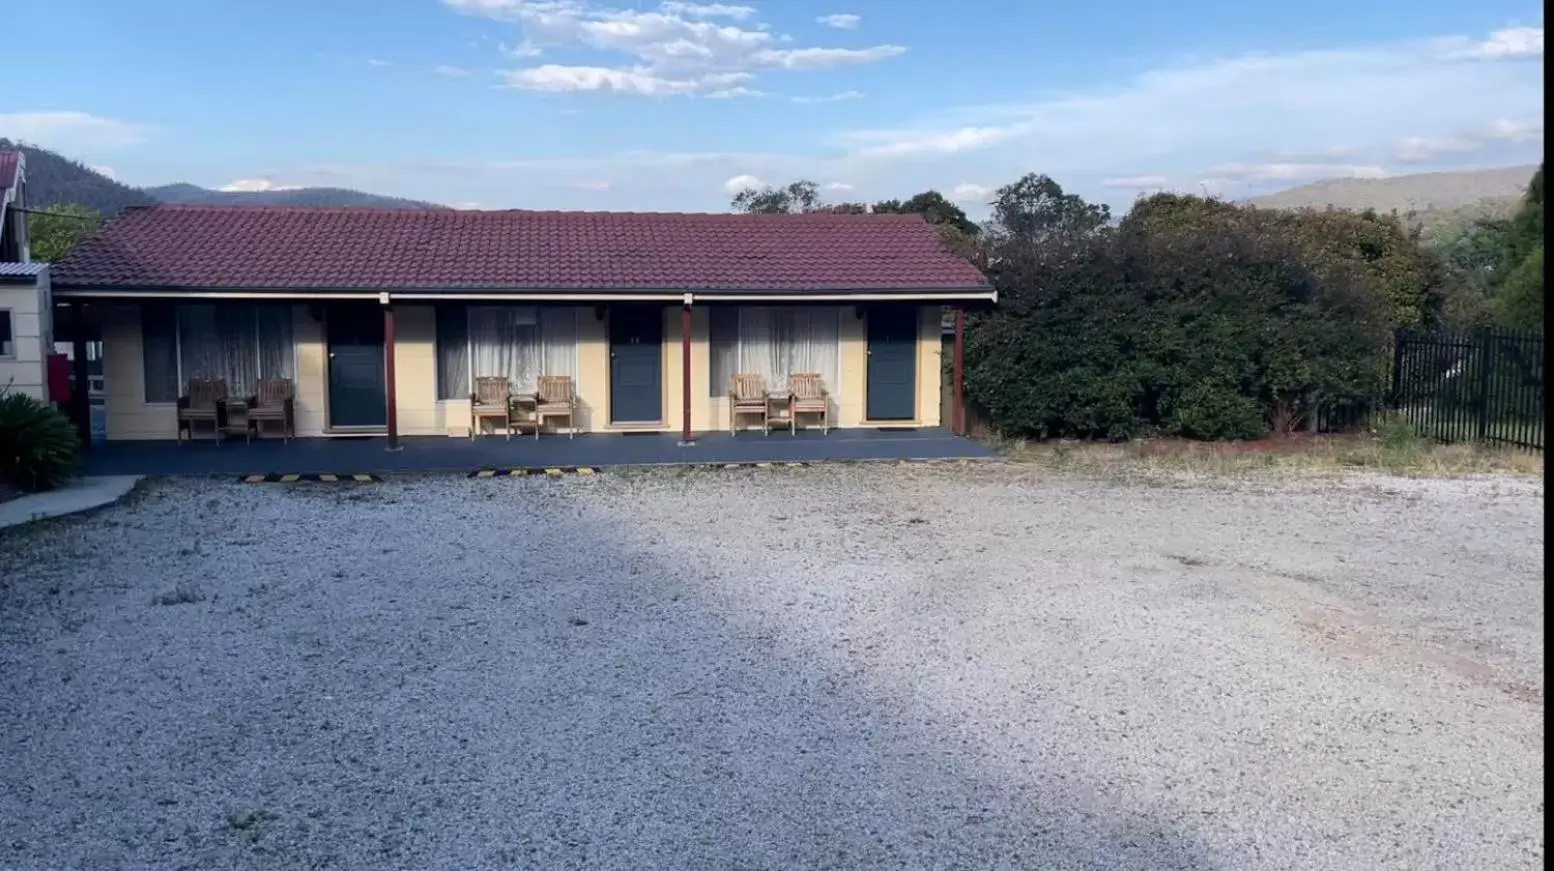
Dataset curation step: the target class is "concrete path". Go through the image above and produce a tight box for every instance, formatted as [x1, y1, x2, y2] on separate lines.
[82, 428, 995, 477]
[0, 476, 140, 530]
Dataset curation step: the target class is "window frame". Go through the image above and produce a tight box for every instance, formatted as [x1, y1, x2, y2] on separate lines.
[0, 308, 13, 359]
[140, 303, 298, 404]
[435, 304, 579, 402]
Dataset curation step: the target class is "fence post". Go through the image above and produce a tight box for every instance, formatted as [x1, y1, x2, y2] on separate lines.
[1390, 328, 1404, 407]
[1475, 328, 1493, 441]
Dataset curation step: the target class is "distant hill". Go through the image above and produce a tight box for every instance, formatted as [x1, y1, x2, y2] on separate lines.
[1245, 165, 1537, 238]
[0, 140, 444, 213]
[0, 138, 155, 214]
[143, 183, 443, 210]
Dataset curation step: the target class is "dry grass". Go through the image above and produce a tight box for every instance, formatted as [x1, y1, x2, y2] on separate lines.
[993, 434, 1543, 479]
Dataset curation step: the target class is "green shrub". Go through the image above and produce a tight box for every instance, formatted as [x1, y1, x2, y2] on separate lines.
[965, 188, 1394, 442]
[1164, 383, 1268, 440]
[0, 388, 81, 492]
[1372, 413, 1423, 452]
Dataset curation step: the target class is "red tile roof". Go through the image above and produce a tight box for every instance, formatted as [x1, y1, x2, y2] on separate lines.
[51, 205, 991, 296]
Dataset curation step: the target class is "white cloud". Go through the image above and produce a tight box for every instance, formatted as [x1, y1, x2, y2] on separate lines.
[216, 26, 1543, 215]
[723, 173, 764, 193]
[827, 25, 1542, 205]
[792, 90, 865, 104]
[1438, 25, 1543, 60]
[434, 65, 473, 77]
[1482, 117, 1544, 141]
[1101, 175, 1171, 188]
[452, 201, 485, 209]
[660, 1, 756, 18]
[825, 181, 854, 191]
[1393, 116, 1544, 162]
[751, 45, 905, 69]
[816, 13, 861, 29]
[1205, 162, 1388, 182]
[0, 110, 152, 151]
[445, 0, 904, 98]
[218, 179, 302, 193]
[500, 39, 545, 58]
[501, 64, 755, 96]
[847, 125, 1026, 157]
[950, 183, 992, 202]
[88, 165, 118, 180]
[576, 179, 613, 191]
[367, 59, 392, 67]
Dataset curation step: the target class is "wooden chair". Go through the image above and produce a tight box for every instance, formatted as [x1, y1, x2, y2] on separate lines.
[729, 373, 770, 435]
[470, 376, 512, 440]
[534, 375, 577, 439]
[246, 378, 296, 443]
[788, 372, 830, 434]
[177, 378, 227, 443]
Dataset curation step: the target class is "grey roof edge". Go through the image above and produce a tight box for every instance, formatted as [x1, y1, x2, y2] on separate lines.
[50, 281, 994, 296]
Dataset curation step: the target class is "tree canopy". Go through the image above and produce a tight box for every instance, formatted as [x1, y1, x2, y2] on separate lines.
[965, 182, 1404, 440]
[1491, 166, 1544, 331]
[27, 204, 103, 263]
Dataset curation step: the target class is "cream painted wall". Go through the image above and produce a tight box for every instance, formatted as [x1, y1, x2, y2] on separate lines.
[99, 302, 945, 440]
[100, 305, 177, 440]
[0, 273, 50, 401]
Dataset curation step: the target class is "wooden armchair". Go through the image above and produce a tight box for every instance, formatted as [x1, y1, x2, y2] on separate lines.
[177, 378, 228, 443]
[535, 375, 577, 439]
[729, 373, 770, 435]
[470, 376, 512, 440]
[246, 377, 296, 443]
[788, 372, 830, 434]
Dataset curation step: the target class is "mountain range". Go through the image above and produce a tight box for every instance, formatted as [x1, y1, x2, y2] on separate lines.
[1244, 165, 1538, 237]
[3, 138, 1538, 229]
[0, 139, 443, 212]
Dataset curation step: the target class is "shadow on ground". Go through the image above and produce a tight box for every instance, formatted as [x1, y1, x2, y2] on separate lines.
[0, 477, 1218, 870]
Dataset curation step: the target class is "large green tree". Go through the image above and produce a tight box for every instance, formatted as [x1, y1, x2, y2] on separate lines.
[730, 180, 823, 214]
[1492, 165, 1544, 331]
[986, 173, 1111, 247]
[27, 204, 102, 262]
[870, 191, 979, 236]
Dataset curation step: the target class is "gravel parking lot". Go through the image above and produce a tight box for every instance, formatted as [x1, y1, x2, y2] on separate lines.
[0, 464, 1542, 870]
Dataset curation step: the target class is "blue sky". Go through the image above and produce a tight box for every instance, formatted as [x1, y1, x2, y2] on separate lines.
[0, 0, 1544, 213]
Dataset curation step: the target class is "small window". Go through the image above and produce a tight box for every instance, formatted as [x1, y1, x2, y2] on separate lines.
[0, 309, 12, 357]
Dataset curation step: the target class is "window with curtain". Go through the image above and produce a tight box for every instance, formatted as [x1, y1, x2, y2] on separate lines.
[141, 305, 178, 402]
[708, 307, 738, 396]
[436, 305, 579, 399]
[435, 303, 470, 400]
[140, 303, 294, 401]
[708, 306, 842, 397]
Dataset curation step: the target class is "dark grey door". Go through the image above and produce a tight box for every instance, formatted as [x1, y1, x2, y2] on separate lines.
[609, 305, 663, 424]
[866, 306, 919, 421]
[327, 308, 387, 429]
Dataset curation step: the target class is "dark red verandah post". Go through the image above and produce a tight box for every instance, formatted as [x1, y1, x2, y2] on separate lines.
[680, 294, 694, 446]
[382, 294, 400, 451]
[952, 305, 966, 436]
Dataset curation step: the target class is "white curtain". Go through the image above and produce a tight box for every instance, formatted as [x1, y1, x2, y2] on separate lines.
[733, 307, 841, 395]
[465, 305, 578, 394]
[539, 307, 579, 383]
[175, 304, 294, 396]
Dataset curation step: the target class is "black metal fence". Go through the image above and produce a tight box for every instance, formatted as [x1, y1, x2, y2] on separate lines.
[1391, 328, 1544, 451]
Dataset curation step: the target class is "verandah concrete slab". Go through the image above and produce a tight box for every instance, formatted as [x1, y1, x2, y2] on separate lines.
[81, 428, 995, 477]
[0, 476, 142, 529]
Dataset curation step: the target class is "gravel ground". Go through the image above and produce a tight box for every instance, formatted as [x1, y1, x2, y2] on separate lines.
[0, 464, 1542, 871]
